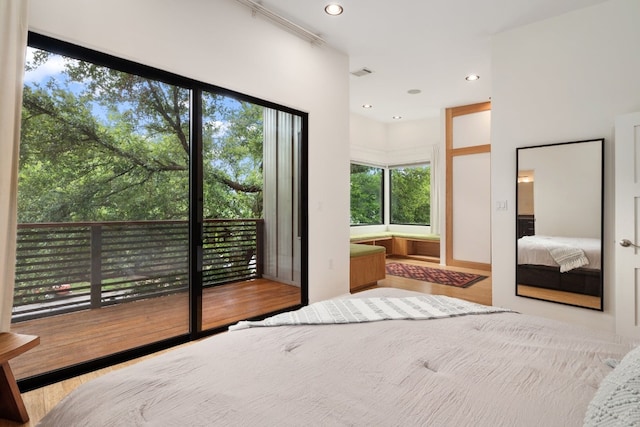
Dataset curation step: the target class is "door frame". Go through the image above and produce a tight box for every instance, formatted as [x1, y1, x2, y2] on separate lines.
[614, 111, 640, 338]
[445, 101, 492, 270]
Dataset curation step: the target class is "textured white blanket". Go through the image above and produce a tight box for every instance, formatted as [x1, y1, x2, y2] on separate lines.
[229, 295, 514, 330]
[549, 246, 589, 272]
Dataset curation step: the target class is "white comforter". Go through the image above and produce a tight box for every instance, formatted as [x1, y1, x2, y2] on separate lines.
[38, 288, 632, 427]
[518, 235, 601, 270]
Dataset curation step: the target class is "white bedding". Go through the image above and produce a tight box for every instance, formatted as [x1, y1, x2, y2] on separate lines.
[230, 295, 513, 330]
[38, 288, 632, 427]
[518, 235, 601, 270]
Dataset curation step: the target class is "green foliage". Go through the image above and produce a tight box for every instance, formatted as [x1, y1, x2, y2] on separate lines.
[350, 164, 383, 225]
[19, 49, 264, 223]
[203, 95, 264, 218]
[390, 166, 431, 225]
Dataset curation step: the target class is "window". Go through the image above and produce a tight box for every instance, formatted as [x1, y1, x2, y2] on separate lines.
[390, 164, 431, 225]
[350, 163, 383, 225]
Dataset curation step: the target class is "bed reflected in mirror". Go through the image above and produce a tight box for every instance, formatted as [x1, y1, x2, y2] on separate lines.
[516, 138, 604, 310]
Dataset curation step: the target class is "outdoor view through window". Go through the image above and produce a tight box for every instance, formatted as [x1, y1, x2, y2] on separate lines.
[390, 165, 430, 225]
[350, 163, 430, 226]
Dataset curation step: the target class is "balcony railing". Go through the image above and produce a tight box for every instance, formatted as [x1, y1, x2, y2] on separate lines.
[13, 219, 264, 322]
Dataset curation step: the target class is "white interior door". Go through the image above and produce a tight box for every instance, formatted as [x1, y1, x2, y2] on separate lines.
[615, 111, 640, 339]
[452, 152, 491, 264]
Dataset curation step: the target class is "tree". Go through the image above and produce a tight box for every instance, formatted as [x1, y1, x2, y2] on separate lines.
[390, 166, 430, 225]
[204, 96, 264, 219]
[350, 164, 383, 224]
[19, 48, 264, 223]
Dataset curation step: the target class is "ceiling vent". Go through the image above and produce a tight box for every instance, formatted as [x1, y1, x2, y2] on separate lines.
[351, 68, 373, 77]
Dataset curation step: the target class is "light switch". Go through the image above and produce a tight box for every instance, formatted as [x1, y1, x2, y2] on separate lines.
[496, 200, 508, 211]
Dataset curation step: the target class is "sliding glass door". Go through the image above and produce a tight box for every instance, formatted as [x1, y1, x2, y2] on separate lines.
[12, 33, 306, 388]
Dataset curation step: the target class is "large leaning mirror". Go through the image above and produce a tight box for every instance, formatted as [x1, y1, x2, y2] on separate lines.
[516, 138, 604, 310]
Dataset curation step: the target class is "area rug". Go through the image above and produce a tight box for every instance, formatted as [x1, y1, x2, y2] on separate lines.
[385, 262, 487, 288]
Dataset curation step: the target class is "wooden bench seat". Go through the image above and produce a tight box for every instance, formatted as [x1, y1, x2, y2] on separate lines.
[349, 244, 386, 292]
[350, 234, 393, 254]
[350, 233, 440, 262]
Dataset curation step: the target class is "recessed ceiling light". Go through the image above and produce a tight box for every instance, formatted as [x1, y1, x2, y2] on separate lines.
[465, 74, 480, 81]
[392, 116, 402, 120]
[407, 89, 421, 95]
[324, 4, 343, 15]
[362, 104, 373, 109]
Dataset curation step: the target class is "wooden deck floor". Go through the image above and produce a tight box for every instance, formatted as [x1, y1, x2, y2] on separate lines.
[9, 279, 301, 380]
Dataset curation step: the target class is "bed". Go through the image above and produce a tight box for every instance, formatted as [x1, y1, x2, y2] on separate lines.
[517, 235, 602, 296]
[38, 288, 637, 427]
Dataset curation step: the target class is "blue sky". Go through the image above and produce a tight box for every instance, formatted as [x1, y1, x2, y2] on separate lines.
[24, 47, 66, 85]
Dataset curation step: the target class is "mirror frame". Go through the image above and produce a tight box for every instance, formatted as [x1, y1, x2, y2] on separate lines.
[515, 138, 604, 311]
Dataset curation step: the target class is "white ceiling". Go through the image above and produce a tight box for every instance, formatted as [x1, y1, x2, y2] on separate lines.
[257, 0, 609, 123]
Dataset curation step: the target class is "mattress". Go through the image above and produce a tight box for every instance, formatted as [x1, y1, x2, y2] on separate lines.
[38, 288, 632, 427]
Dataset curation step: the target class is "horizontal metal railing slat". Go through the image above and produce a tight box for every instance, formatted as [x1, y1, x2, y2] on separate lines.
[13, 219, 263, 321]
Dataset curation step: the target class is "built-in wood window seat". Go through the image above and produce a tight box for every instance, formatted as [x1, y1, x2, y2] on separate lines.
[349, 233, 440, 291]
[349, 244, 386, 292]
[350, 233, 440, 262]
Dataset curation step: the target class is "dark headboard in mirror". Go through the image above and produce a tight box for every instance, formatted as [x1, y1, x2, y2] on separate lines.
[516, 138, 604, 311]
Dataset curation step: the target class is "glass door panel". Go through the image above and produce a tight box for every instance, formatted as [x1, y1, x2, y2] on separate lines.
[13, 46, 190, 380]
[200, 94, 302, 331]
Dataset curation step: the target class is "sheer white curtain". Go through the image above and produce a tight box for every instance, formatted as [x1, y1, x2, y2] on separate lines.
[0, 0, 29, 332]
[430, 144, 440, 235]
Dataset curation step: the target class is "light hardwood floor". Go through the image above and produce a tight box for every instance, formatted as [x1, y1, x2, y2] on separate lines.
[517, 284, 600, 309]
[1, 259, 491, 426]
[372, 257, 492, 306]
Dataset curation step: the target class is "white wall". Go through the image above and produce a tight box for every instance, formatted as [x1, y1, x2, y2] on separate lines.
[350, 113, 388, 165]
[350, 113, 439, 165]
[386, 118, 439, 165]
[491, 0, 640, 331]
[452, 111, 491, 148]
[28, 0, 351, 303]
[452, 152, 492, 264]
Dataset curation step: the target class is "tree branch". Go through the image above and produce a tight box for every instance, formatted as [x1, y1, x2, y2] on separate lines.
[211, 170, 261, 193]
[145, 82, 189, 153]
[23, 94, 187, 174]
